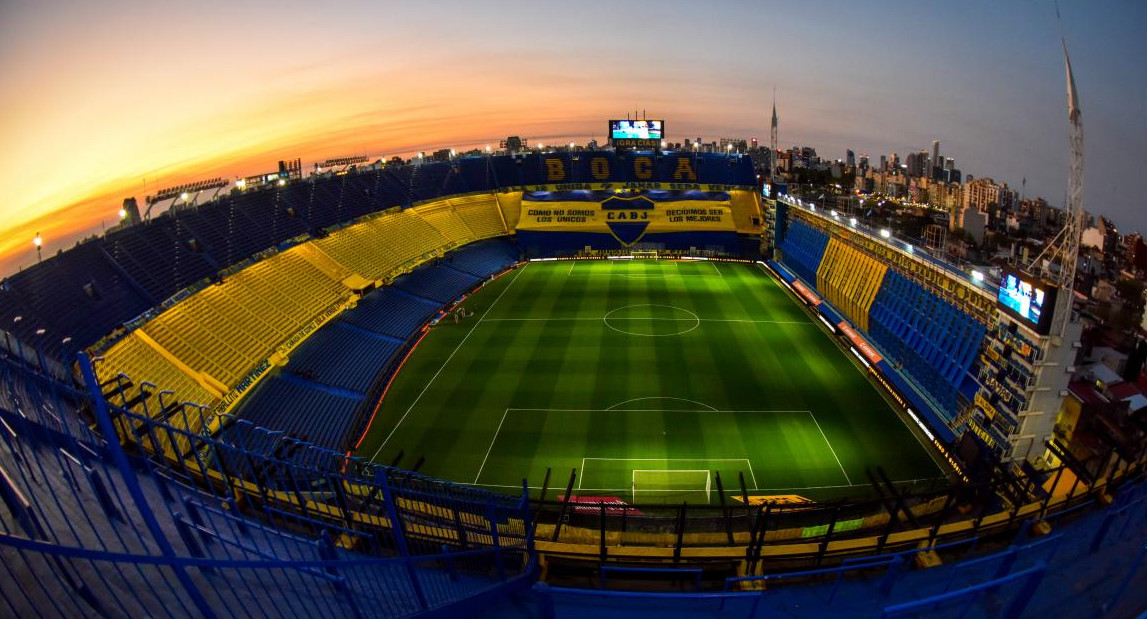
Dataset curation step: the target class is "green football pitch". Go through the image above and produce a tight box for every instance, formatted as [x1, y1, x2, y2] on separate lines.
[355, 259, 948, 503]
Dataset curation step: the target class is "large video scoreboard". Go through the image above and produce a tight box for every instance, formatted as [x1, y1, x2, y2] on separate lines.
[610, 119, 663, 149]
[997, 268, 1058, 335]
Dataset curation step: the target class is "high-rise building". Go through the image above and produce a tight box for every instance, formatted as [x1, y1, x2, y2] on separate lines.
[932, 140, 940, 167]
[905, 150, 929, 178]
[845, 149, 855, 167]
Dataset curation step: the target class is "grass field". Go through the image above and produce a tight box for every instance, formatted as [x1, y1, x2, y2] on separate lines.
[355, 259, 947, 503]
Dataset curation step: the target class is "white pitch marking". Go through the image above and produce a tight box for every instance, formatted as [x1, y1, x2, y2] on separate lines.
[578, 457, 586, 492]
[370, 263, 528, 462]
[481, 317, 809, 325]
[605, 396, 718, 411]
[473, 408, 511, 484]
[507, 408, 812, 414]
[808, 410, 852, 486]
[465, 476, 948, 492]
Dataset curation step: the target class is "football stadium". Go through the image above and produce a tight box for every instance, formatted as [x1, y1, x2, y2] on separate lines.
[2, 133, 1146, 618]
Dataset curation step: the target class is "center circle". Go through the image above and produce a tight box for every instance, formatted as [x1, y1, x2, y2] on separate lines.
[602, 304, 700, 337]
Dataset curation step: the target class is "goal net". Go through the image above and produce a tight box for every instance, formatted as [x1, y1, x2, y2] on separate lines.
[631, 469, 712, 505]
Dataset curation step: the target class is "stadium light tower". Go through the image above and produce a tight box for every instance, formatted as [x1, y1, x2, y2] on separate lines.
[1028, 19, 1084, 340]
[33, 232, 42, 262]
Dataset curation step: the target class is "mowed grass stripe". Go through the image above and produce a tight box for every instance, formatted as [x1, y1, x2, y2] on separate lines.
[356, 260, 946, 502]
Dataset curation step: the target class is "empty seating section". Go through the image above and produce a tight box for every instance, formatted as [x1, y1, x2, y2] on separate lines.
[446, 239, 519, 278]
[777, 217, 989, 419]
[305, 181, 342, 230]
[778, 219, 830, 285]
[311, 195, 506, 286]
[284, 323, 399, 394]
[453, 194, 508, 239]
[0, 243, 153, 359]
[376, 167, 413, 207]
[3, 164, 519, 455]
[232, 373, 363, 451]
[392, 266, 480, 304]
[269, 186, 313, 240]
[419, 203, 476, 247]
[95, 333, 217, 457]
[314, 209, 448, 282]
[98, 334, 220, 406]
[104, 218, 217, 302]
[410, 164, 451, 202]
[221, 240, 518, 450]
[816, 239, 887, 332]
[868, 270, 987, 417]
[179, 203, 264, 270]
[97, 246, 348, 419]
[339, 289, 440, 339]
[392, 209, 453, 259]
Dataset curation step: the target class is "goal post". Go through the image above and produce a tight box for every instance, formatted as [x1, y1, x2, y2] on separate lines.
[631, 469, 712, 505]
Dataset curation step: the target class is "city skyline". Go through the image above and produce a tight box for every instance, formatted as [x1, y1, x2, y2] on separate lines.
[2, 0, 1145, 275]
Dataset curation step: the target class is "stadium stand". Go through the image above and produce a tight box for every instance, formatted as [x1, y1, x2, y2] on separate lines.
[232, 373, 364, 449]
[282, 323, 401, 395]
[222, 239, 518, 451]
[94, 243, 351, 422]
[339, 288, 441, 340]
[446, 238, 520, 277]
[0, 352, 533, 617]
[103, 217, 219, 303]
[778, 218, 831, 286]
[390, 266, 480, 305]
[869, 269, 986, 418]
[1, 155, 1146, 617]
[418, 201, 477, 248]
[452, 193, 509, 239]
[0, 241, 154, 361]
[134, 245, 348, 386]
[776, 211, 988, 420]
[815, 238, 886, 332]
[410, 162, 451, 203]
[313, 209, 447, 282]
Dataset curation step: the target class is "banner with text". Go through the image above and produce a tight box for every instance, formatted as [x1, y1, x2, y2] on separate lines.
[518, 195, 735, 246]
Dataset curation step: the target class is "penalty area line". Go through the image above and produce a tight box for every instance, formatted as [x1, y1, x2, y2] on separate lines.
[473, 408, 511, 484]
[369, 263, 527, 463]
[808, 410, 852, 486]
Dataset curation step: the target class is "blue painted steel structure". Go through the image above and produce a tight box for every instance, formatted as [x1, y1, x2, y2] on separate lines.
[0, 349, 534, 617]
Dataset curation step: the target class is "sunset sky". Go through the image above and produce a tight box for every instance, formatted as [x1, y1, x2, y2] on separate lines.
[1, 1, 1145, 275]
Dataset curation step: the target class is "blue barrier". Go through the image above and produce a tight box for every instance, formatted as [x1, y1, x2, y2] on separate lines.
[601, 565, 703, 591]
